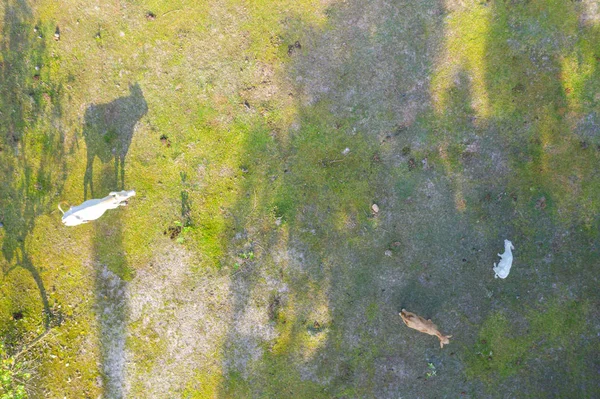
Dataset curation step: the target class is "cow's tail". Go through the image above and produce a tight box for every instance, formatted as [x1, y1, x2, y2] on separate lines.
[58, 201, 70, 215]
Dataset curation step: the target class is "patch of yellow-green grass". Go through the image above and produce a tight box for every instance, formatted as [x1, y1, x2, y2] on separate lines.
[431, 0, 492, 119]
[428, 0, 600, 230]
[183, 367, 224, 399]
[561, 24, 600, 116]
[484, 0, 579, 118]
[273, 102, 378, 230]
[466, 299, 594, 394]
[0, 267, 43, 346]
[240, 0, 330, 63]
[126, 319, 167, 375]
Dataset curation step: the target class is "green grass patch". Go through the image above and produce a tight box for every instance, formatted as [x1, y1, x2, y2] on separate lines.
[466, 300, 592, 388]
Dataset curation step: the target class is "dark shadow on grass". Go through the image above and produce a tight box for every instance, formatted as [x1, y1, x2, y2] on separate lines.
[83, 83, 147, 199]
[82, 85, 146, 398]
[214, 1, 452, 397]
[395, 1, 600, 396]
[466, 1, 600, 396]
[0, 0, 66, 352]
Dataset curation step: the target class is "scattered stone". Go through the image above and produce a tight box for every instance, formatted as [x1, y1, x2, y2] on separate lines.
[160, 134, 171, 147]
[384, 250, 392, 257]
[408, 158, 416, 170]
[268, 295, 281, 321]
[464, 142, 479, 153]
[371, 203, 379, 214]
[287, 41, 301, 56]
[146, 11, 156, 20]
[342, 147, 350, 155]
[164, 225, 182, 240]
[395, 124, 408, 135]
[535, 196, 546, 210]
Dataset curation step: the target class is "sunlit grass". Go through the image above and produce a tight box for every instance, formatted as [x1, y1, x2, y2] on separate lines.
[431, 1, 491, 119]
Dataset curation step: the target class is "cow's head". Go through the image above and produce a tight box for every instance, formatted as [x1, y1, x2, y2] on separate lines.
[62, 213, 86, 227]
[109, 190, 136, 203]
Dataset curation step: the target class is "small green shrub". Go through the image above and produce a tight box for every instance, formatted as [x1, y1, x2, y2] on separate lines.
[0, 342, 30, 399]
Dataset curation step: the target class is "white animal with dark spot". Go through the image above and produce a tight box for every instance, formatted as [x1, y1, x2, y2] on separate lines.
[59, 190, 136, 227]
[493, 239, 514, 279]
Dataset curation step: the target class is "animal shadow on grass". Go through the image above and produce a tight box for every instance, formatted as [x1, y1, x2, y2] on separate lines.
[83, 83, 148, 199]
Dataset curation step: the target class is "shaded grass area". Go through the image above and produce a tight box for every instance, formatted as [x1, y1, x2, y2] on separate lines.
[0, 0, 599, 398]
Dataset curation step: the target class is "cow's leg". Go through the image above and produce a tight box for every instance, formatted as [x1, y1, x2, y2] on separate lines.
[114, 155, 120, 190]
[120, 154, 125, 190]
[84, 154, 94, 199]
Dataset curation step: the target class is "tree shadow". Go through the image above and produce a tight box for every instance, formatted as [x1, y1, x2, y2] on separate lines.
[214, 0, 451, 397]
[0, 0, 66, 349]
[82, 85, 146, 398]
[213, 0, 600, 397]
[409, 1, 600, 396]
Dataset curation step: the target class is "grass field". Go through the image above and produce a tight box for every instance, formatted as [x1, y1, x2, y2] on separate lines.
[1, 0, 599, 398]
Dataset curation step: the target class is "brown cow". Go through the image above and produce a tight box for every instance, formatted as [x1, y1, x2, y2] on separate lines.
[400, 309, 452, 348]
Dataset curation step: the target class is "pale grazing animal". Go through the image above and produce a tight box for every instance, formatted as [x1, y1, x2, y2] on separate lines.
[399, 309, 452, 348]
[493, 239, 514, 279]
[59, 190, 136, 227]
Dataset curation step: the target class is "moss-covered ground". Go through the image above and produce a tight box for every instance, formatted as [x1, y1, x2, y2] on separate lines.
[1, 0, 599, 398]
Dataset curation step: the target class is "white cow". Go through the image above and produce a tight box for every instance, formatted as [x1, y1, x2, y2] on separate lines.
[59, 190, 136, 227]
[493, 239, 514, 279]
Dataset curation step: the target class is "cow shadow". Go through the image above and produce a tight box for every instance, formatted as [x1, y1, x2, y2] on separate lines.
[83, 83, 147, 198]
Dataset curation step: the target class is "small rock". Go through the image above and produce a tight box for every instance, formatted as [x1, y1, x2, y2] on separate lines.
[408, 158, 416, 170]
[384, 250, 392, 257]
[342, 147, 350, 155]
[535, 196, 546, 210]
[464, 142, 479, 153]
[287, 41, 301, 56]
[371, 203, 379, 213]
